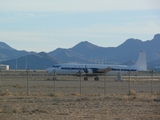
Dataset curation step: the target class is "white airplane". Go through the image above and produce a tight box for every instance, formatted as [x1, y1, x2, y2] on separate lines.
[46, 51, 147, 81]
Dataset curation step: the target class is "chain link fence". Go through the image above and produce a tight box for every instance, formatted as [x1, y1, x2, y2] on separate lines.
[0, 70, 160, 96]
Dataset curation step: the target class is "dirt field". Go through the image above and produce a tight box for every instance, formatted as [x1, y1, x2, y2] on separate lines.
[0, 70, 160, 120]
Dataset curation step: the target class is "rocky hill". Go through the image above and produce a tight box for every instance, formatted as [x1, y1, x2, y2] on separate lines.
[0, 52, 60, 70]
[0, 34, 160, 69]
[0, 41, 35, 61]
[49, 34, 160, 64]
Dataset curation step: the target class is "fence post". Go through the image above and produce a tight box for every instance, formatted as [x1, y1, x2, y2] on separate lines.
[104, 72, 107, 95]
[0, 69, 1, 81]
[53, 70, 56, 93]
[0, 69, 1, 90]
[151, 70, 154, 94]
[80, 72, 82, 95]
[128, 71, 131, 95]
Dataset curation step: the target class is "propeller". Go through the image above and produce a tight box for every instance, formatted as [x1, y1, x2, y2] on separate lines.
[83, 65, 89, 73]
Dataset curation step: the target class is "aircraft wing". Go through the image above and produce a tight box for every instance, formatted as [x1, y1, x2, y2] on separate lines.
[97, 67, 112, 73]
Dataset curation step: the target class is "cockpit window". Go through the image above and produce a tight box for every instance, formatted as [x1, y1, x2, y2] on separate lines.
[52, 65, 61, 68]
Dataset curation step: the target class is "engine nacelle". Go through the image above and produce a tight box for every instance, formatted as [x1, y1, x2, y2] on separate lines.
[91, 68, 100, 73]
[87, 68, 93, 74]
[83, 68, 93, 74]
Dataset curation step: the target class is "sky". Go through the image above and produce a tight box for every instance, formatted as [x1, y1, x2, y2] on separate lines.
[0, 0, 160, 52]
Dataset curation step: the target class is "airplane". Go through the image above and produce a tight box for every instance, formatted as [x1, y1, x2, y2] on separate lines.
[46, 51, 147, 81]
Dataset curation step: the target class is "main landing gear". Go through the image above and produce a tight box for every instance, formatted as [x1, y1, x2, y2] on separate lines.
[94, 76, 99, 81]
[83, 76, 99, 81]
[84, 76, 88, 81]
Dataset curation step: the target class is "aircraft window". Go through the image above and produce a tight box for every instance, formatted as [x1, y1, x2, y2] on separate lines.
[61, 67, 79, 70]
[107, 69, 137, 71]
[73, 68, 77, 70]
[125, 69, 137, 71]
[122, 69, 128, 71]
[112, 69, 137, 71]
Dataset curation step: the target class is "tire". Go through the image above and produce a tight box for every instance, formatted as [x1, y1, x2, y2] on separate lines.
[94, 76, 99, 81]
[84, 77, 88, 81]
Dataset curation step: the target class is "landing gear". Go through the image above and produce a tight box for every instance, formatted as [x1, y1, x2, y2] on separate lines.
[83, 76, 99, 81]
[84, 76, 88, 81]
[94, 76, 99, 81]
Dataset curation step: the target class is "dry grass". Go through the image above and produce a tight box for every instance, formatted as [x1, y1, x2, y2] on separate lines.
[12, 84, 22, 89]
[0, 93, 160, 120]
[130, 89, 137, 96]
[0, 89, 12, 96]
[0, 71, 160, 120]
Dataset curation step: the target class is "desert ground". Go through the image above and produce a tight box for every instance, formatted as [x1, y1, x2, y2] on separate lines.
[0, 70, 160, 120]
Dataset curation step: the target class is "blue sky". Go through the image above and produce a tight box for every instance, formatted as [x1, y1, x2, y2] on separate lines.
[0, 0, 160, 52]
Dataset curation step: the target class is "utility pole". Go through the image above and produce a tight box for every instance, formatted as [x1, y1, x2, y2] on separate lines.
[16, 58, 17, 70]
[26, 69, 29, 96]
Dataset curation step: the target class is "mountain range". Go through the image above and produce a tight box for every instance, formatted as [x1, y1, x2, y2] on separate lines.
[0, 34, 160, 70]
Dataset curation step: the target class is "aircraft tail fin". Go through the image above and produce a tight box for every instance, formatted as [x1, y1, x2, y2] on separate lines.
[134, 51, 147, 71]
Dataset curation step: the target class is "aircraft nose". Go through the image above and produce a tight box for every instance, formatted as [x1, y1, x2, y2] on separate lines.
[46, 67, 52, 73]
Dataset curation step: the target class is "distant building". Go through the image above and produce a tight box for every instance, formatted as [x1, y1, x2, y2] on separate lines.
[0, 64, 9, 70]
